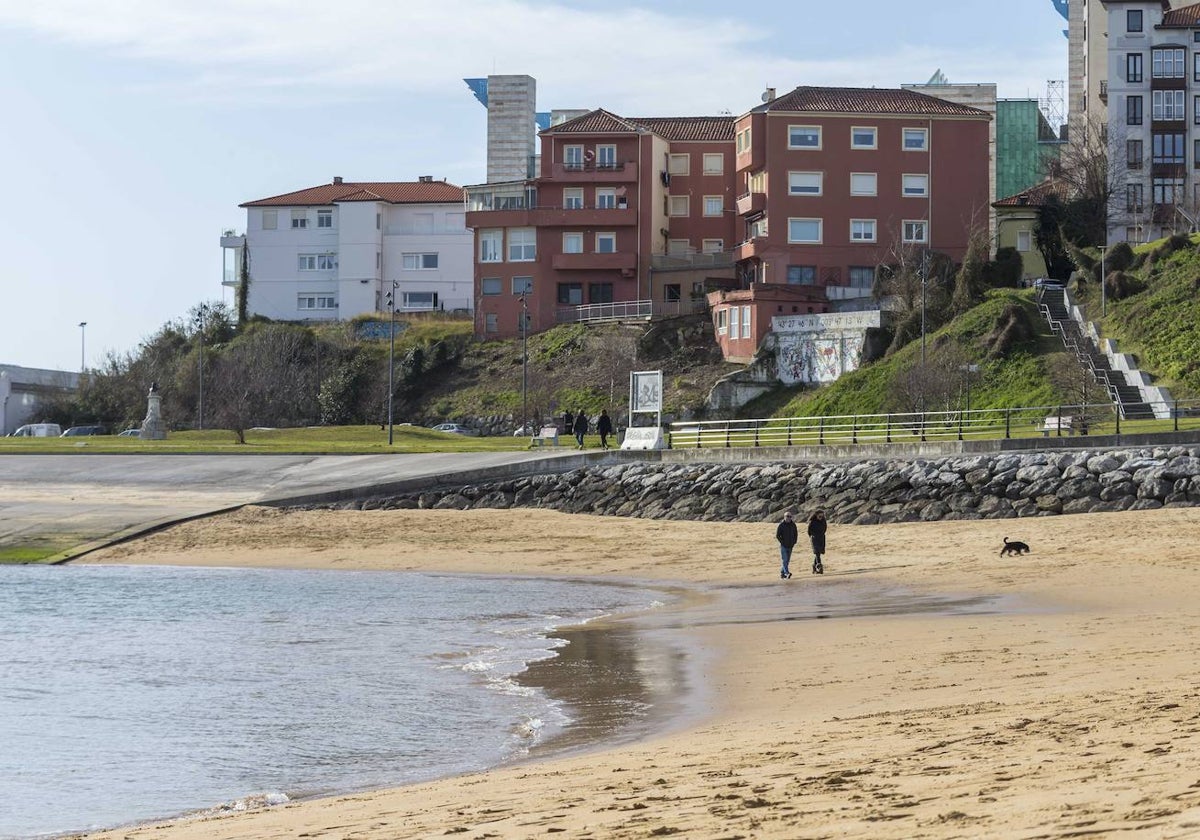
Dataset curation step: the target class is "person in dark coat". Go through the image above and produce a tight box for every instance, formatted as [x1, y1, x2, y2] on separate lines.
[775, 511, 798, 579]
[807, 510, 827, 574]
[562, 410, 574, 436]
[597, 409, 614, 449]
[572, 411, 589, 449]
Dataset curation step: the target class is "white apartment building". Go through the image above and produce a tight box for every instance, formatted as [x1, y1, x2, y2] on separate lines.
[1104, 0, 1200, 243]
[222, 177, 473, 320]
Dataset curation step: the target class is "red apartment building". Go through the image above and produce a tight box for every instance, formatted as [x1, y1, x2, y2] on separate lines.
[705, 86, 991, 360]
[465, 110, 737, 338]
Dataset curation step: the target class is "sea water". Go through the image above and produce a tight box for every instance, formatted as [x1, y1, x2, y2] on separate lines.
[0, 564, 664, 838]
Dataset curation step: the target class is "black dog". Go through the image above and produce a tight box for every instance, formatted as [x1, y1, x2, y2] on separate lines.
[1000, 537, 1031, 556]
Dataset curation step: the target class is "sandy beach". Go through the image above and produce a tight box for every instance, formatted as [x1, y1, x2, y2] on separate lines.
[74, 505, 1200, 839]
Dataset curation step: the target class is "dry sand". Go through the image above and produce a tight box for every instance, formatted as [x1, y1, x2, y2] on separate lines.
[75, 506, 1200, 839]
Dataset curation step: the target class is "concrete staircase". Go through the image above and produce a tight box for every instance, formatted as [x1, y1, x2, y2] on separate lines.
[1037, 286, 1158, 420]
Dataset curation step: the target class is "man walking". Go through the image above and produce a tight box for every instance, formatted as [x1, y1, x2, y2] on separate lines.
[597, 409, 614, 450]
[775, 511, 797, 579]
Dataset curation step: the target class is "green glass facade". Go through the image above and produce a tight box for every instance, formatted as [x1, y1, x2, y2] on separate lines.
[996, 99, 1064, 200]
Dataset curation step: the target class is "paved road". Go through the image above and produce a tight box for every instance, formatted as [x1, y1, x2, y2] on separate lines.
[0, 451, 583, 560]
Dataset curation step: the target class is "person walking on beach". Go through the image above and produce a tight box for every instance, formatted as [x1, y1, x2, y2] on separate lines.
[572, 410, 589, 449]
[597, 409, 613, 450]
[808, 510, 827, 574]
[775, 511, 798, 579]
[562, 410, 574, 436]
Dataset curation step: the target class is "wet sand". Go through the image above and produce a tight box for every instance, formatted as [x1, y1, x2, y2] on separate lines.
[74, 506, 1200, 838]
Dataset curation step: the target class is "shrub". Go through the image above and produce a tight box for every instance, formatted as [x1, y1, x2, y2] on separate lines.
[1104, 241, 1134, 272]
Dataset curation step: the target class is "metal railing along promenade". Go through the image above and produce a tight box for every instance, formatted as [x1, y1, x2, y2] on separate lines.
[667, 399, 1200, 449]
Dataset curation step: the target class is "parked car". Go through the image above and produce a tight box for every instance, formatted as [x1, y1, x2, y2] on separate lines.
[117, 428, 141, 437]
[10, 423, 63, 437]
[429, 423, 476, 436]
[61, 425, 109, 437]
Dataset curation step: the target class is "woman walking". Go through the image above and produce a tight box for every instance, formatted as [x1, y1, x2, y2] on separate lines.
[807, 510, 827, 574]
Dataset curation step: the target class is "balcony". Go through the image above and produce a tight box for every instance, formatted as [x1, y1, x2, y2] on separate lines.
[650, 251, 735, 271]
[735, 191, 765, 217]
[552, 251, 638, 271]
[548, 161, 638, 182]
[220, 233, 245, 249]
[734, 236, 767, 261]
[1099, 79, 1108, 104]
[531, 205, 636, 227]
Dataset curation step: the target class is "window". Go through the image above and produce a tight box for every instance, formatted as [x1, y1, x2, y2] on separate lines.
[748, 217, 768, 239]
[1127, 183, 1144, 212]
[1153, 177, 1183, 205]
[403, 291, 438, 309]
[1128, 9, 1142, 32]
[664, 284, 682, 302]
[508, 228, 536, 261]
[902, 220, 928, 243]
[1127, 95, 1143, 125]
[412, 213, 434, 233]
[1195, 95, 1200, 125]
[787, 171, 825, 195]
[1153, 133, 1185, 164]
[557, 283, 583, 305]
[736, 127, 751, 154]
[481, 277, 502, 295]
[402, 252, 438, 270]
[850, 172, 878, 196]
[848, 266, 874, 289]
[702, 238, 724, 253]
[512, 276, 533, 295]
[596, 144, 616, 168]
[703, 195, 723, 216]
[1195, 138, 1200, 168]
[729, 305, 739, 338]
[1152, 47, 1185, 78]
[787, 266, 816, 285]
[479, 229, 502, 262]
[788, 218, 821, 243]
[747, 170, 766, 194]
[1195, 53, 1200, 82]
[1126, 225, 1144, 244]
[1153, 89, 1185, 121]
[703, 153, 724, 175]
[669, 195, 689, 216]
[376, 252, 381, 270]
[564, 145, 583, 169]
[902, 128, 928, 151]
[298, 294, 336, 310]
[902, 173, 929, 197]
[1127, 52, 1144, 83]
[1128, 139, 1144, 169]
[596, 187, 616, 209]
[297, 253, 337, 270]
[589, 283, 614, 304]
[668, 239, 690, 255]
[291, 210, 308, 229]
[484, 313, 498, 333]
[851, 126, 877, 149]
[1017, 230, 1032, 252]
[262, 210, 277, 230]
[376, 212, 381, 230]
[563, 188, 583, 210]
[317, 209, 333, 228]
[596, 232, 616, 253]
[850, 219, 876, 242]
[741, 305, 751, 339]
[788, 125, 821, 149]
[563, 232, 583, 253]
[668, 153, 690, 175]
[716, 307, 728, 334]
[788, 171, 822, 196]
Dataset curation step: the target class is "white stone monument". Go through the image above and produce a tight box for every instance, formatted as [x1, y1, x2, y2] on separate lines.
[139, 382, 167, 440]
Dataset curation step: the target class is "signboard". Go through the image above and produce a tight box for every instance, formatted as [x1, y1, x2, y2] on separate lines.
[630, 370, 663, 413]
[620, 426, 665, 451]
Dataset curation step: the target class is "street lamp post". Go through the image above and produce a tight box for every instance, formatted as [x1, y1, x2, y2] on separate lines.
[961, 363, 980, 413]
[1100, 242, 1107, 318]
[194, 305, 207, 431]
[78, 322, 87, 372]
[386, 280, 398, 446]
[520, 292, 528, 435]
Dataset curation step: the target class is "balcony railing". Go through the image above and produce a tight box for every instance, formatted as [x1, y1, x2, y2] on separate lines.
[735, 191, 765, 216]
[556, 299, 653, 324]
[549, 161, 638, 182]
[650, 251, 735, 271]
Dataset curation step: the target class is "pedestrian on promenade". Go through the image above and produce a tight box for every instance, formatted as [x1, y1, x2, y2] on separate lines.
[597, 409, 613, 450]
[808, 510, 827, 574]
[562, 410, 574, 436]
[572, 411, 589, 449]
[775, 511, 797, 579]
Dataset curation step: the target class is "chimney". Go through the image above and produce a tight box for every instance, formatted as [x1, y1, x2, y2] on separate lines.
[419, 175, 433, 182]
[333, 176, 343, 184]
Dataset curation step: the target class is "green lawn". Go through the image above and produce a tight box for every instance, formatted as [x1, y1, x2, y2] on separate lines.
[0, 425, 532, 455]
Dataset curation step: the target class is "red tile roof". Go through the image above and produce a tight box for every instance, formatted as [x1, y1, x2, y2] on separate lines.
[241, 180, 465, 207]
[752, 86, 989, 118]
[993, 179, 1069, 208]
[544, 109, 734, 141]
[1162, 1, 1200, 26]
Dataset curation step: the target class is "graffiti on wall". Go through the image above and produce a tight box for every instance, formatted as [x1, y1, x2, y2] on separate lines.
[773, 311, 880, 385]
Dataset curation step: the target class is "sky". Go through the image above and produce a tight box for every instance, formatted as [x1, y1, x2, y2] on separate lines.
[0, 0, 1069, 372]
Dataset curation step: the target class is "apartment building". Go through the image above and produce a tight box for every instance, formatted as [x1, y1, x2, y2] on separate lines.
[731, 86, 991, 302]
[1103, 0, 1200, 243]
[464, 110, 738, 339]
[222, 178, 472, 321]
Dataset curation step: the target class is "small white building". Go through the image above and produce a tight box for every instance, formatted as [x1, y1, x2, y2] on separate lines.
[222, 177, 474, 321]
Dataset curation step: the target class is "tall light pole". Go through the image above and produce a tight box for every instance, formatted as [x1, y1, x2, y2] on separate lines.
[1100, 242, 1107, 318]
[386, 280, 398, 445]
[520, 291, 529, 435]
[961, 363, 980, 413]
[78, 322, 87, 372]
[194, 305, 207, 431]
